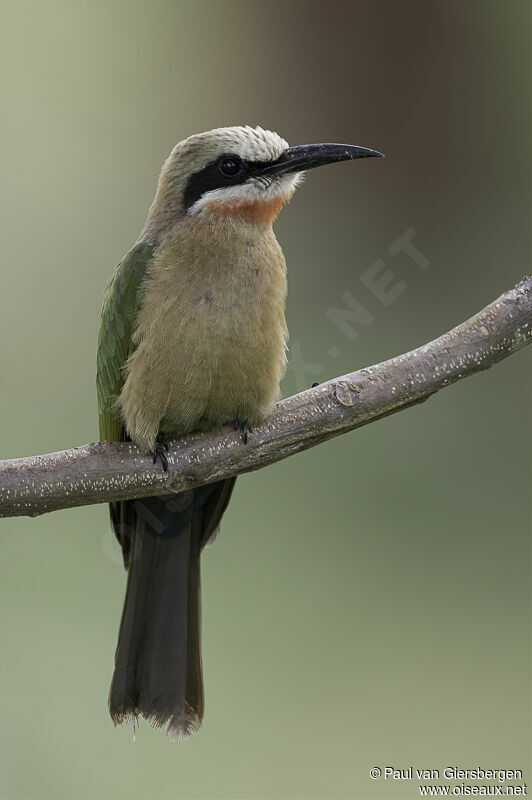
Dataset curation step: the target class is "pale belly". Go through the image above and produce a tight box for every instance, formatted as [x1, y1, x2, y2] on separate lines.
[118, 219, 288, 452]
[159, 298, 287, 435]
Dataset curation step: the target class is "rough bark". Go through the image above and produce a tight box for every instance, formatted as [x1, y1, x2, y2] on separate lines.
[1, 276, 530, 519]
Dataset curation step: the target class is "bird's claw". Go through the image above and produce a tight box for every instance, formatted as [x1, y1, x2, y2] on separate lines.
[234, 420, 252, 444]
[153, 434, 169, 472]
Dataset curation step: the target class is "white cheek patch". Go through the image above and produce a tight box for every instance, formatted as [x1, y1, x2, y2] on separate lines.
[187, 172, 304, 215]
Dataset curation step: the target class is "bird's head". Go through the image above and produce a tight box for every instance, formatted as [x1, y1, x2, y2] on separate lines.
[145, 125, 383, 237]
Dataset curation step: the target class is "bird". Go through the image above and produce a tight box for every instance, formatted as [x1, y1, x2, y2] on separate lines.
[96, 125, 382, 739]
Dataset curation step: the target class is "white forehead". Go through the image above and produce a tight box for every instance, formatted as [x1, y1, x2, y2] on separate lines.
[173, 126, 289, 169]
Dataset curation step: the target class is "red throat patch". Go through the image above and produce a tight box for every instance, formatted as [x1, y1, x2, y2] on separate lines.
[207, 195, 288, 224]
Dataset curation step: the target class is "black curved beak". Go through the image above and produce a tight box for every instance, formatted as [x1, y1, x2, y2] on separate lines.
[253, 143, 384, 178]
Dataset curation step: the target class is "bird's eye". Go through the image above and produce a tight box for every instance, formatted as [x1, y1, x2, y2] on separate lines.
[219, 156, 242, 177]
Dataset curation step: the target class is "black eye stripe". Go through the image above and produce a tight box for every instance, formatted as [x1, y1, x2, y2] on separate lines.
[184, 156, 249, 210]
[184, 154, 271, 210]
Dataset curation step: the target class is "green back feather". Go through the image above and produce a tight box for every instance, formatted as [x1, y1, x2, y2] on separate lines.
[97, 242, 154, 443]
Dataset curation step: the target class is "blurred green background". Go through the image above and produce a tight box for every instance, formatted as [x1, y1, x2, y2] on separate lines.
[0, 1, 530, 798]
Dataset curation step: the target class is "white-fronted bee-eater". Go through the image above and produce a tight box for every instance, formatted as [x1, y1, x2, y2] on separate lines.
[97, 125, 383, 738]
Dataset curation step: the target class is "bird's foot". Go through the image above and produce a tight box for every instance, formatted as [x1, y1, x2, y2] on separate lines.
[152, 434, 169, 472]
[234, 420, 253, 444]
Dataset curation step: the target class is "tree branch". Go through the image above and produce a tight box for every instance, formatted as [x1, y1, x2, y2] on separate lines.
[1, 276, 531, 519]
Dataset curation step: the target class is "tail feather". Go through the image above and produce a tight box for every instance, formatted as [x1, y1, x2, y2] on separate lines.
[109, 478, 235, 738]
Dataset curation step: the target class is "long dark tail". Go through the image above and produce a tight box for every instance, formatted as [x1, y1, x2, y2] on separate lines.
[108, 478, 235, 739]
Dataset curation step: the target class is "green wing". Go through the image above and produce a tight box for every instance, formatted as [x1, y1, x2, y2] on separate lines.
[97, 242, 154, 443]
